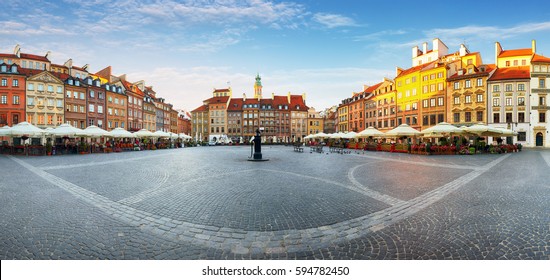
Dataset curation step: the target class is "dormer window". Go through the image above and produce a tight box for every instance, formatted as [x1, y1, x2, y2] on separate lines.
[11, 65, 17, 73]
[0, 65, 6, 72]
[296, 105, 300, 110]
[68, 79, 74, 85]
[95, 80, 100, 87]
[105, 84, 110, 91]
[75, 80, 80, 86]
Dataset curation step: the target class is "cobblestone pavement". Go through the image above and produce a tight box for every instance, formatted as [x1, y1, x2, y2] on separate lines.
[1, 146, 549, 259]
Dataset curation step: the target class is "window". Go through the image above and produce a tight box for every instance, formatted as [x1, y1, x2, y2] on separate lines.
[12, 79, 18, 87]
[1, 79, 6, 87]
[454, 82, 460, 89]
[518, 132, 526, 141]
[430, 84, 435, 92]
[80, 106, 85, 113]
[423, 99, 429, 108]
[477, 94, 483, 103]
[506, 112, 513, 123]
[540, 96, 546, 106]
[476, 111, 483, 122]
[73, 91, 78, 99]
[454, 97, 460, 105]
[493, 85, 500, 92]
[517, 84, 525, 91]
[465, 95, 471, 104]
[90, 90, 95, 98]
[430, 114, 436, 125]
[80, 92, 85, 99]
[518, 97, 525, 106]
[27, 83, 34, 90]
[437, 114, 444, 123]
[57, 86, 62, 93]
[423, 86, 428, 94]
[465, 80, 471, 88]
[89, 104, 95, 112]
[13, 95, 20, 105]
[1, 95, 6, 104]
[465, 112, 472, 122]
[412, 102, 417, 110]
[430, 74, 435, 80]
[505, 84, 513, 92]
[493, 98, 500, 107]
[539, 112, 546, 123]
[493, 113, 500, 123]
[73, 105, 78, 112]
[27, 97, 34, 105]
[98, 105, 103, 114]
[437, 97, 444, 106]
[438, 83, 443, 91]
[505, 97, 512, 106]
[540, 78, 546, 89]
[422, 116, 428, 126]
[518, 112, 525, 123]
[57, 100, 62, 107]
[454, 113, 460, 123]
[437, 72, 443, 79]
[477, 78, 483, 87]
[47, 115, 53, 125]
[47, 85, 53, 92]
[430, 98, 435, 107]
[108, 96, 112, 103]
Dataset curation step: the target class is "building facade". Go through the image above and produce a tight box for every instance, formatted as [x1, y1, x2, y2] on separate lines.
[530, 54, 550, 147]
[63, 76, 87, 129]
[0, 63, 25, 127]
[23, 70, 65, 129]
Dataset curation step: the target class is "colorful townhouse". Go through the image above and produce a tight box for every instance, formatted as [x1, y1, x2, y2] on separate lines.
[83, 76, 107, 129]
[488, 41, 535, 146]
[0, 63, 25, 127]
[530, 53, 550, 147]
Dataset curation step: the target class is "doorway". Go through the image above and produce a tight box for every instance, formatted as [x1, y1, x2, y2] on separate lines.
[536, 132, 543, 146]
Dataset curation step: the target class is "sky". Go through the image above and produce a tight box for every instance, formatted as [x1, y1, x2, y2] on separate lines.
[2, 0, 550, 112]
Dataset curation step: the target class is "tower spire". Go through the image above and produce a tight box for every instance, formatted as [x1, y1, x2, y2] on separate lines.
[254, 73, 262, 99]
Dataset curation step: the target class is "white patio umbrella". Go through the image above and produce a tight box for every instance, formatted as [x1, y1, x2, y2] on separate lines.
[50, 123, 86, 137]
[9, 122, 45, 137]
[462, 123, 503, 136]
[342, 131, 358, 139]
[153, 130, 171, 138]
[330, 132, 346, 139]
[178, 133, 192, 139]
[168, 132, 179, 140]
[0, 125, 11, 136]
[83, 125, 110, 138]
[358, 127, 385, 138]
[109, 127, 135, 138]
[385, 124, 422, 137]
[303, 134, 315, 140]
[493, 127, 518, 137]
[421, 122, 464, 136]
[133, 129, 155, 138]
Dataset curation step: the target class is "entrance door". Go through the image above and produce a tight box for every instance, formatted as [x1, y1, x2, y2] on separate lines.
[536, 132, 543, 146]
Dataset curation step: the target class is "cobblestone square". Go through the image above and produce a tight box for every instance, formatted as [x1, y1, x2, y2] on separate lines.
[1, 146, 549, 259]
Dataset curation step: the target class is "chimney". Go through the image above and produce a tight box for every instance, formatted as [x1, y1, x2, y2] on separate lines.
[396, 67, 403, 77]
[459, 44, 467, 57]
[45, 51, 51, 60]
[495, 42, 502, 66]
[302, 92, 306, 102]
[412, 46, 419, 58]
[272, 93, 275, 100]
[83, 64, 89, 71]
[287, 92, 291, 104]
[64, 58, 73, 68]
[422, 42, 428, 54]
[243, 93, 246, 101]
[14, 44, 21, 58]
[119, 74, 127, 81]
[532, 39, 537, 54]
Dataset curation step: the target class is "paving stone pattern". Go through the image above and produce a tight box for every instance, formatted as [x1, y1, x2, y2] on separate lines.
[0, 146, 549, 259]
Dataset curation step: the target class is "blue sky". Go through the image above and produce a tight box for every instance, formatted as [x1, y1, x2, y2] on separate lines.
[2, 0, 550, 112]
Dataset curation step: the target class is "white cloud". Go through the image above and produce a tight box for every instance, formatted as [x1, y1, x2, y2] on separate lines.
[312, 13, 358, 28]
[426, 21, 550, 42]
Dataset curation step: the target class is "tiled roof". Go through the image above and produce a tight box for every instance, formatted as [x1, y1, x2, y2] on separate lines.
[191, 105, 208, 112]
[447, 64, 496, 81]
[488, 66, 530, 81]
[532, 54, 550, 63]
[20, 53, 50, 62]
[17, 68, 44, 77]
[0, 53, 18, 59]
[205, 96, 230, 104]
[363, 82, 383, 93]
[228, 98, 243, 111]
[498, 49, 533, 58]
[396, 63, 426, 78]
[272, 95, 289, 107]
[290, 95, 308, 111]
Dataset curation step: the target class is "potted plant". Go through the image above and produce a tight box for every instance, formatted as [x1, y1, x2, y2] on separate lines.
[45, 140, 53, 156]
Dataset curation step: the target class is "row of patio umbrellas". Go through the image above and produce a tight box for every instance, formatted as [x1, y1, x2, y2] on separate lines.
[0, 122, 193, 139]
[304, 122, 518, 140]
